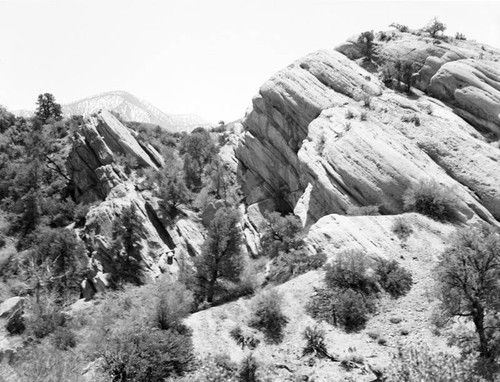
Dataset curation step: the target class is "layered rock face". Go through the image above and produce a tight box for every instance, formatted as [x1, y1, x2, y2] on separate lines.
[67, 111, 204, 297]
[235, 41, 500, 226]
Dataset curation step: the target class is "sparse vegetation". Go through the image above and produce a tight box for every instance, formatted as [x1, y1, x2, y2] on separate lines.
[390, 23, 409, 33]
[249, 289, 288, 344]
[259, 212, 304, 259]
[455, 32, 467, 40]
[302, 326, 328, 358]
[391, 216, 413, 240]
[424, 17, 447, 38]
[403, 179, 460, 222]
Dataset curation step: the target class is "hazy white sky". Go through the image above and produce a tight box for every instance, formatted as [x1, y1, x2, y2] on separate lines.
[1, 0, 499, 122]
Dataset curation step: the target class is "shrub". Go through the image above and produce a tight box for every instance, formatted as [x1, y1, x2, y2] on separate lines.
[386, 346, 482, 382]
[455, 32, 467, 40]
[230, 326, 260, 350]
[260, 212, 304, 259]
[324, 250, 378, 295]
[391, 217, 413, 240]
[6, 309, 25, 335]
[345, 109, 355, 119]
[51, 327, 76, 350]
[306, 287, 338, 326]
[362, 94, 372, 108]
[335, 289, 374, 332]
[346, 205, 379, 216]
[249, 290, 288, 344]
[26, 305, 66, 339]
[401, 113, 420, 125]
[302, 326, 328, 358]
[390, 23, 409, 32]
[360, 111, 367, 121]
[238, 354, 259, 382]
[154, 280, 193, 332]
[375, 258, 413, 298]
[266, 249, 326, 284]
[103, 327, 194, 382]
[403, 179, 460, 222]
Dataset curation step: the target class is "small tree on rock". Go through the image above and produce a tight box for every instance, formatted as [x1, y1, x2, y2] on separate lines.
[424, 17, 447, 38]
[357, 31, 375, 60]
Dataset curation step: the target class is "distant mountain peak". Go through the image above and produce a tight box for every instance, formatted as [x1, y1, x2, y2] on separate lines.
[63, 91, 209, 133]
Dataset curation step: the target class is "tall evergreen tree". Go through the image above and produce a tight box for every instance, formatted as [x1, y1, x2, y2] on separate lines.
[35, 93, 62, 122]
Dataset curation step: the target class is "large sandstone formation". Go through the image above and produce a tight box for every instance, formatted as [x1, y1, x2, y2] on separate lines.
[235, 40, 500, 226]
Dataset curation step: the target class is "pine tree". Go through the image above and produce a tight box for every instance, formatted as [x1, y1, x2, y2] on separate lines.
[35, 93, 62, 122]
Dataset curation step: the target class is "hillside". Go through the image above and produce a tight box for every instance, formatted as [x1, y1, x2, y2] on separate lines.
[0, 25, 499, 382]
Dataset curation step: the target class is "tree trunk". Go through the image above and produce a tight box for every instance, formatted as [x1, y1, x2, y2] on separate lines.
[473, 303, 490, 359]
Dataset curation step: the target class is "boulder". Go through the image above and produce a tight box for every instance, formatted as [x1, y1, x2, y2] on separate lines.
[0, 297, 24, 319]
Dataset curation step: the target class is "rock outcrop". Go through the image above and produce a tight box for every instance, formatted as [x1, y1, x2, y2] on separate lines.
[67, 110, 161, 203]
[234, 42, 500, 226]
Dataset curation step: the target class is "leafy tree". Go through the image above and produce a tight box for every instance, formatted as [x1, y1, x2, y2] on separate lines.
[260, 212, 304, 258]
[357, 30, 375, 59]
[27, 227, 87, 302]
[424, 17, 447, 38]
[158, 167, 190, 218]
[111, 204, 144, 286]
[436, 223, 500, 362]
[194, 207, 243, 302]
[0, 105, 15, 133]
[394, 60, 417, 93]
[179, 128, 218, 191]
[35, 93, 62, 122]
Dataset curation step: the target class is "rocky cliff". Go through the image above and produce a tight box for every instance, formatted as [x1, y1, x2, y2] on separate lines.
[235, 33, 500, 227]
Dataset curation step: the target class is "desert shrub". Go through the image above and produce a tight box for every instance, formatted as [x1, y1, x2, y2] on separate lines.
[324, 250, 378, 295]
[360, 111, 367, 121]
[266, 249, 326, 283]
[375, 258, 413, 298]
[346, 205, 379, 216]
[51, 327, 76, 350]
[394, 60, 417, 93]
[345, 109, 355, 119]
[4, 343, 85, 382]
[390, 22, 409, 32]
[362, 94, 372, 108]
[6, 309, 25, 335]
[238, 353, 259, 382]
[401, 113, 420, 125]
[386, 346, 483, 382]
[306, 287, 338, 326]
[335, 289, 374, 332]
[249, 290, 288, 344]
[307, 287, 374, 332]
[403, 179, 460, 222]
[102, 326, 194, 382]
[26, 303, 66, 339]
[391, 216, 413, 240]
[455, 32, 467, 40]
[230, 326, 260, 350]
[302, 326, 328, 358]
[154, 280, 193, 332]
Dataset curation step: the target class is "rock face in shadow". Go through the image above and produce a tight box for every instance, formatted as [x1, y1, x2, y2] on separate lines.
[235, 42, 500, 226]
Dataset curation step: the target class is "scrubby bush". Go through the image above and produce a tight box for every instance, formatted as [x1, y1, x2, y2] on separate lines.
[6, 309, 25, 335]
[249, 290, 288, 344]
[26, 302, 66, 339]
[103, 326, 194, 382]
[386, 346, 483, 382]
[155, 280, 193, 332]
[455, 32, 467, 40]
[230, 326, 260, 350]
[403, 179, 460, 222]
[266, 249, 326, 283]
[324, 250, 378, 295]
[391, 216, 413, 240]
[260, 212, 304, 259]
[390, 23, 409, 32]
[238, 353, 259, 382]
[345, 109, 355, 119]
[306, 287, 338, 326]
[335, 289, 374, 332]
[303, 326, 328, 358]
[375, 258, 413, 298]
[51, 327, 76, 350]
[346, 205, 379, 216]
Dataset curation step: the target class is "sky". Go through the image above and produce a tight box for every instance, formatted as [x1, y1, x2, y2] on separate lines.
[1, 0, 499, 123]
